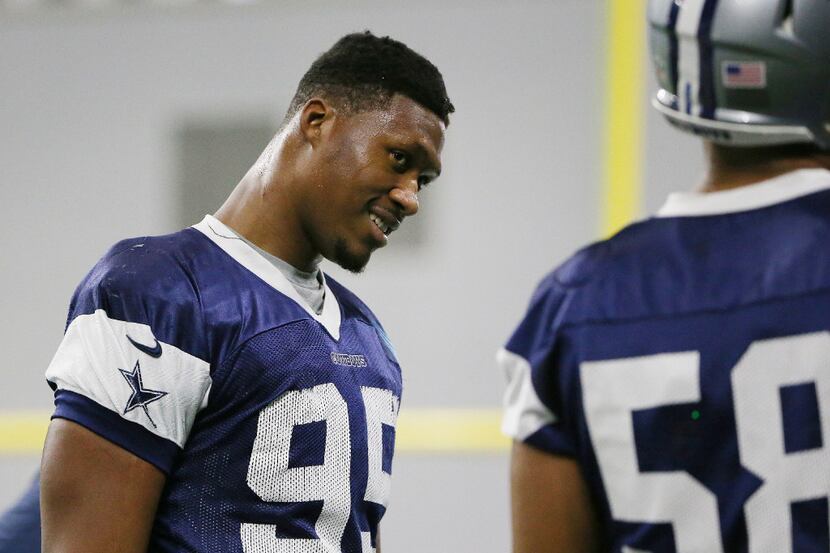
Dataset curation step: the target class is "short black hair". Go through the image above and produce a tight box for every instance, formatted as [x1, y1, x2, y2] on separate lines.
[285, 31, 454, 126]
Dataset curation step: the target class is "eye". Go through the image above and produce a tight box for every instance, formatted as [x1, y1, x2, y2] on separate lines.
[390, 150, 409, 171]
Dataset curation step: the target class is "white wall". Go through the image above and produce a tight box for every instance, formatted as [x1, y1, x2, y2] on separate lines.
[0, 2, 704, 551]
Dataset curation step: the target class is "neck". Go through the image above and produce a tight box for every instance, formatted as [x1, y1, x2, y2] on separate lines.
[700, 142, 830, 193]
[214, 135, 322, 273]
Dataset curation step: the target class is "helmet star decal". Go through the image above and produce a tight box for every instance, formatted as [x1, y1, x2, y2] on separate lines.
[119, 360, 168, 429]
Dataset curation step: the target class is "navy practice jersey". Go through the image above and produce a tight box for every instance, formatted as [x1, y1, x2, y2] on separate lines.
[0, 473, 40, 553]
[501, 168, 830, 553]
[46, 215, 401, 553]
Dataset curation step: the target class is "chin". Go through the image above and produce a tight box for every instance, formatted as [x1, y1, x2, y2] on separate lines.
[332, 238, 371, 274]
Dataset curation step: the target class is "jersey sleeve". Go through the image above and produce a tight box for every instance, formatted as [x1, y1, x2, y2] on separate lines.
[499, 274, 578, 457]
[45, 240, 212, 474]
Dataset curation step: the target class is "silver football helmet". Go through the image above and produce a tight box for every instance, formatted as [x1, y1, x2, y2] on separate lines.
[649, 0, 830, 149]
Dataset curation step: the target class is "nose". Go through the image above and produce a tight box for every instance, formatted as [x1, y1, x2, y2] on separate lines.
[389, 179, 419, 217]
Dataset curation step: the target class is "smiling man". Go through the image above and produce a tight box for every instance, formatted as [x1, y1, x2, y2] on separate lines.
[38, 31, 452, 553]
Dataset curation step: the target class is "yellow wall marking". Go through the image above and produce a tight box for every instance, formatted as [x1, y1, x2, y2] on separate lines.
[396, 409, 510, 453]
[601, 0, 647, 237]
[0, 412, 49, 455]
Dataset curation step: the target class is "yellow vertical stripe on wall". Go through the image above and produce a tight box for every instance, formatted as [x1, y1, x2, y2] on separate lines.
[601, 0, 647, 237]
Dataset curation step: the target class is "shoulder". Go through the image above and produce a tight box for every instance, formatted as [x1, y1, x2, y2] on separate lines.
[47, 230, 215, 467]
[67, 228, 211, 358]
[72, 229, 207, 316]
[81, 229, 206, 293]
[514, 219, 672, 342]
[552, 219, 668, 291]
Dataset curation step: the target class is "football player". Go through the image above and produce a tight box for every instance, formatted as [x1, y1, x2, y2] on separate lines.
[39, 31, 452, 553]
[0, 474, 39, 553]
[501, 1, 830, 552]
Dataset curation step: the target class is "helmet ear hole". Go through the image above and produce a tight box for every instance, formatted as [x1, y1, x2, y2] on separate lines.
[781, 0, 794, 21]
[779, 0, 795, 36]
[823, 89, 830, 142]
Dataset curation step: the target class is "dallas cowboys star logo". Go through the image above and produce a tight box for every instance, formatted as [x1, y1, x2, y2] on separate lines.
[119, 360, 167, 429]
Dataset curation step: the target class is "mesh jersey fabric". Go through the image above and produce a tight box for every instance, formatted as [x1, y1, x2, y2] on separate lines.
[45, 215, 402, 552]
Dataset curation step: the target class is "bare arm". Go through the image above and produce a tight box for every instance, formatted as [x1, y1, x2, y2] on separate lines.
[40, 419, 166, 553]
[510, 441, 601, 553]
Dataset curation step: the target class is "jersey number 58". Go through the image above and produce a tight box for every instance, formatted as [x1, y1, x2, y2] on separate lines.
[582, 332, 830, 553]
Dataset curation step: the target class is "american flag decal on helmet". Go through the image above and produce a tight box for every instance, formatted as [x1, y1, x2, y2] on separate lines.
[722, 61, 766, 89]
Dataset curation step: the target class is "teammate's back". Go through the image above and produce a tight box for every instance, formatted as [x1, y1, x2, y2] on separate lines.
[504, 168, 830, 552]
[557, 170, 830, 322]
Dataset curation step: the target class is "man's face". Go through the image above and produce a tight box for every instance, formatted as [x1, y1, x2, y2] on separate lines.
[300, 94, 445, 272]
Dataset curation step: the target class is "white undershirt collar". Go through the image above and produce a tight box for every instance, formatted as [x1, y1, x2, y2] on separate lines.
[192, 215, 342, 341]
[656, 168, 830, 218]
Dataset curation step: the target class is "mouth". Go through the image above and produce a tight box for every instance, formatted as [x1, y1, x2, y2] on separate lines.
[368, 208, 400, 237]
[369, 213, 392, 236]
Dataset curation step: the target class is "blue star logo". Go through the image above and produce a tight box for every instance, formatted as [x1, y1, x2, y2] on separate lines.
[119, 360, 167, 429]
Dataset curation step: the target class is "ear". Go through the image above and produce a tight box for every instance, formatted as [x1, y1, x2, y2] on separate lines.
[299, 98, 333, 146]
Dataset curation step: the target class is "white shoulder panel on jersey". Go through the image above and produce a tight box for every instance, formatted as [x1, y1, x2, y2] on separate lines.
[498, 348, 556, 441]
[45, 309, 212, 447]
